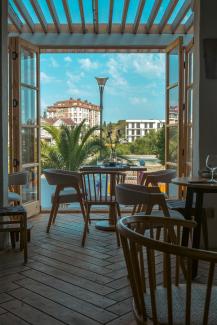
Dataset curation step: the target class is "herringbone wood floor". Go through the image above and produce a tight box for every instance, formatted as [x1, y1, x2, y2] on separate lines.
[0, 212, 215, 325]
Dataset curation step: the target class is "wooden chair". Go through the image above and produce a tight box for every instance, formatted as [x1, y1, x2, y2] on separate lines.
[118, 215, 217, 325]
[0, 206, 27, 263]
[8, 171, 32, 246]
[138, 169, 209, 249]
[81, 170, 126, 246]
[44, 169, 86, 233]
[116, 183, 184, 220]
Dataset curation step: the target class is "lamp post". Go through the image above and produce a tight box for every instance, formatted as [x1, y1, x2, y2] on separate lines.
[95, 77, 108, 158]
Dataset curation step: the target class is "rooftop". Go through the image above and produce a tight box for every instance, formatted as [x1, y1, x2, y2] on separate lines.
[8, 0, 194, 51]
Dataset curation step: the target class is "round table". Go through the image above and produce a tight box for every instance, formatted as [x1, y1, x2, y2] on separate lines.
[80, 165, 147, 231]
[172, 176, 217, 277]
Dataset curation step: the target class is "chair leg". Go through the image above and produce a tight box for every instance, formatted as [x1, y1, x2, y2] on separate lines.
[114, 204, 120, 247]
[80, 201, 89, 233]
[22, 214, 28, 264]
[202, 210, 209, 250]
[82, 205, 90, 247]
[117, 204, 121, 217]
[47, 202, 56, 233]
[10, 232, 16, 249]
[52, 202, 59, 224]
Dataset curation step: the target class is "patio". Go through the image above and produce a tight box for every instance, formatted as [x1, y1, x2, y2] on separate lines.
[0, 212, 215, 325]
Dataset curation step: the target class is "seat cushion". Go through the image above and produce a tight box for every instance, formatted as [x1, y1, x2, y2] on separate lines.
[51, 188, 80, 204]
[8, 191, 22, 203]
[144, 284, 217, 324]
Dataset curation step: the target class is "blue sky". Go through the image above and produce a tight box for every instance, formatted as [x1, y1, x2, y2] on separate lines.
[36, 0, 192, 122]
[40, 53, 166, 122]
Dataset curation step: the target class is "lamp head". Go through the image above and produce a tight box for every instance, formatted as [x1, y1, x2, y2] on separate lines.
[95, 77, 109, 87]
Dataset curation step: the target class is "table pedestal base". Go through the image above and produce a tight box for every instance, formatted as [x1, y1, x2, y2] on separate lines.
[95, 221, 115, 231]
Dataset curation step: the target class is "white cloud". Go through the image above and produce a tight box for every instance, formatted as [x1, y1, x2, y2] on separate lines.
[106, 58, 127, 86]
[78, 58, 99, 70]
[64, 56, 72, 63]
[66, 71, 90, 97]
[132, 54, 165, 77]
[130, 97, 147, 105]
[50, 57, 59, 68]
[40, 72, 54, 84]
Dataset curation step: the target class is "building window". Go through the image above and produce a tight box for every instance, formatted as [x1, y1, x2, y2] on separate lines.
[136, 123, 140, 128]
[149, 122, 154, 128]
[136, 130, 140, 135]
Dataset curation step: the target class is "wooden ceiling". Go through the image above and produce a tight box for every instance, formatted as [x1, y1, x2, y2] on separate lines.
[8, 0, 194, 50]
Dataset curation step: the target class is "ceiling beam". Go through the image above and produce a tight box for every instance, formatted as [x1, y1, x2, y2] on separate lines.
[133, 0, 146, 34]
[8, 5, 23, 33]
[10, 32, 193, 50]
[46, 0, 60, 33]
[78, 0, 86, 33]
[146, 0, 162, 33]
[171, 0, 191, 33]
[158, 0, 178, 33]
[108, 0, 114, 34]
[184, 14, 193, 33]
[121, 0, 130, 33]
[62, 0, 73, 33]
[92, 0, 99, 34]
[29, 0, 47, 33]
[13, 0, 34, 33]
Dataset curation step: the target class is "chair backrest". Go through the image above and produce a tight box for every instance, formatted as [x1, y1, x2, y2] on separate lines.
[139, 169, 176, 187]
[8, 171, 29, 186]
[116, 183, 170, 215]
[81, 171, 126, 203]
[43, 169, 81, 189]
[118, 215, 217, 325]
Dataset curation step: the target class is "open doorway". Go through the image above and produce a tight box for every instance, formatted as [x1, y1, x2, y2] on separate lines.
[8, 37, 193, 215]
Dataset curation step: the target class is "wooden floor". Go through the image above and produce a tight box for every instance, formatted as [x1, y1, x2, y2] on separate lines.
[0, 212, 215, 325]
[0, 213, 137, 325]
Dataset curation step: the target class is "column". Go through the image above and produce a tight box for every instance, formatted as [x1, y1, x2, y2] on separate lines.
[193, 0, 217, 248]
[0, 1, 8, 248]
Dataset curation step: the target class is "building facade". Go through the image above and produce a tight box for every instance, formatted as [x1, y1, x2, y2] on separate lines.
[46, 98, 100, 128]
[126, 119, 165, 142]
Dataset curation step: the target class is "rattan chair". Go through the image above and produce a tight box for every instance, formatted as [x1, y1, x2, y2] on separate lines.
[118, 215, 217, 325]
[81, 170, 126, 246]
[44, 169, 86, 233]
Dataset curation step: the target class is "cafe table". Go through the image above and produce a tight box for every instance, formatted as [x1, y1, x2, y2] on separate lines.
[172, 176, 217, 277]
[80, 165, 147, 231]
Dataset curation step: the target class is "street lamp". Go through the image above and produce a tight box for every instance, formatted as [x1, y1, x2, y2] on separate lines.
[95, 77, 108, 158]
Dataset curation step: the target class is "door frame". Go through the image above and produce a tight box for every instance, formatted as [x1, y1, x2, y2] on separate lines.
[165, 37, 184, 177]
[9, 37, 41, 217]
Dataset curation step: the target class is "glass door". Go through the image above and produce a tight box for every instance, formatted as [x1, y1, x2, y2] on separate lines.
[9, 37, 40, 217]
[184, 40, 194, 176]
[165, 37, 184, 196]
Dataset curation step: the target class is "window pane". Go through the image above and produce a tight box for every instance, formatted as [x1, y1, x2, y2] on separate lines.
[22, 128, 38, 164]
[169, 47, 179, 85]
[22, 166, 38, 203]
[21, 48, 36, 87]
[187, 88, 193, 123]
[169, 86, 179, 124]
[168, 127, 178, 163]
[188, 50, 193, 84]
[187, 126, 192, 164]
[21, 87, 37, 125]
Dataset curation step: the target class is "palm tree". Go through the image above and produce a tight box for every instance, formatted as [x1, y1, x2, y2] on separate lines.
[41, 120, 103, 171]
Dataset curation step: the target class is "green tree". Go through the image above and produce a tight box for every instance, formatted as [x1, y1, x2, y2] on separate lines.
[41, 120, 103, 171]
